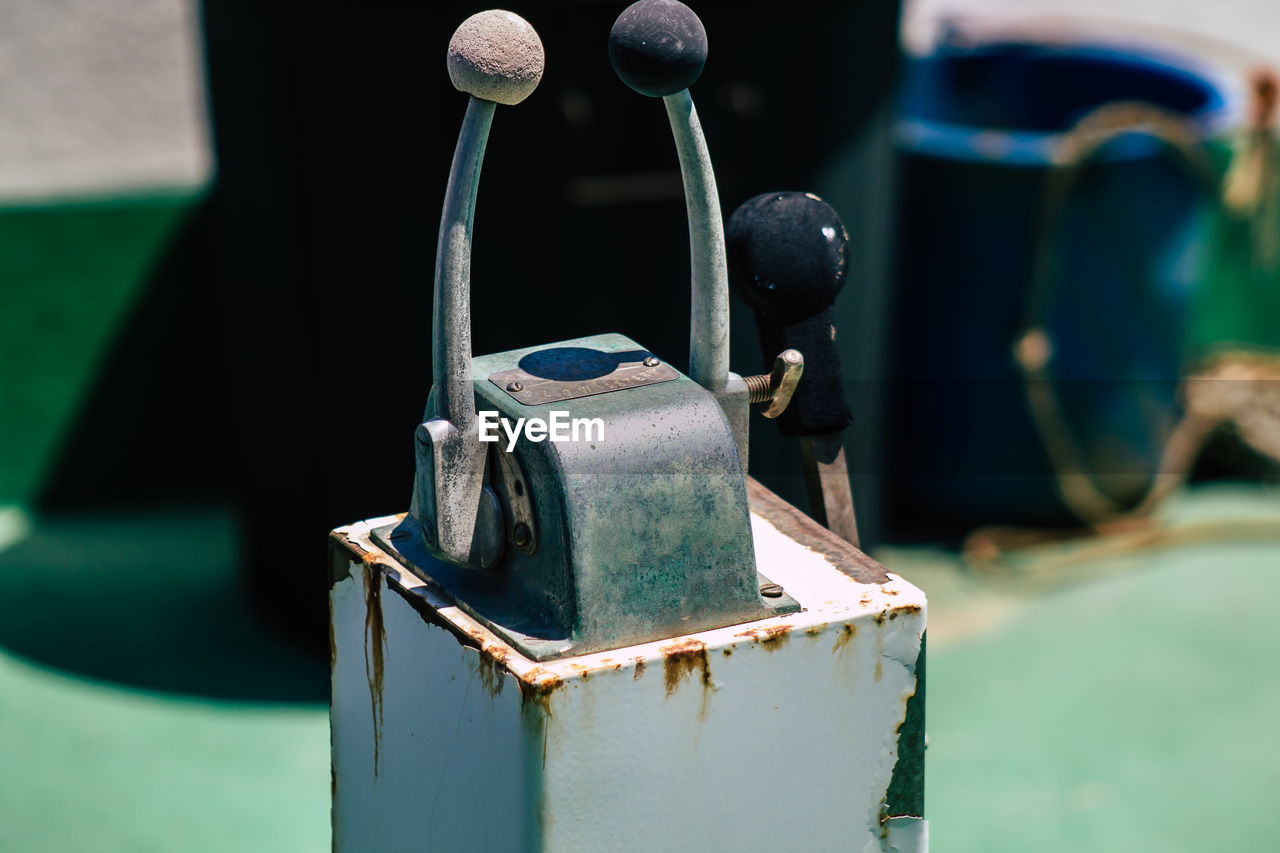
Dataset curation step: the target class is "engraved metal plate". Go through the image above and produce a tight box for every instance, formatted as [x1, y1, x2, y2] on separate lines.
[488, 345, 679, 405]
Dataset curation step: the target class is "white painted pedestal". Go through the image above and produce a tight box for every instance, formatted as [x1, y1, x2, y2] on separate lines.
[330, 482, 927, 852]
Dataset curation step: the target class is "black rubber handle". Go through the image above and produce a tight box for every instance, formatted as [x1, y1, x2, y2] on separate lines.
[608, 0, 708, 97]
[727, 191, 852, 437]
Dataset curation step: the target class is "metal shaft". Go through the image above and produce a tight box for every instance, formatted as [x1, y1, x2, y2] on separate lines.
[433, 96, 496, 430]
[800, 433, 860, 548]
[663, 88, 730, 390]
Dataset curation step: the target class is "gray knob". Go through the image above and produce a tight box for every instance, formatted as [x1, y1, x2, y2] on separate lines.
[447, 10, 545, 105]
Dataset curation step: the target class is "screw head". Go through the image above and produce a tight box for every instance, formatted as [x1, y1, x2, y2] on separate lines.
[643, 356, 660, 367]
[760, 582, 784, 598]
[506, 381, 524, 393]
[512, 522, 531, 547]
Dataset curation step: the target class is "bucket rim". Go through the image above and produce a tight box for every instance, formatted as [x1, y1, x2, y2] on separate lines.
[896, 40, 1237, 165]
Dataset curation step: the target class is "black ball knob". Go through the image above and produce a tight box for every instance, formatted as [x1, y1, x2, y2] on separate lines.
[609, 0, 708, 98]
[727, 192, 849, 321]
[728, 192, 853, 438]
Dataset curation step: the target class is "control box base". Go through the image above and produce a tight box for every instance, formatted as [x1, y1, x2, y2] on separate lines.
[329, 479, 927, 852]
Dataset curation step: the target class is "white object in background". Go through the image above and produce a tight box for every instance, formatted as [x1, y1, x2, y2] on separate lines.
[0, 0, 210, 202]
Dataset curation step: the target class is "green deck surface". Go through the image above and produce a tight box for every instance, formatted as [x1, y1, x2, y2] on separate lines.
[889, 485, 1280, 852]
[1, 488, 1277, 851]
[0, 508, 329, 853]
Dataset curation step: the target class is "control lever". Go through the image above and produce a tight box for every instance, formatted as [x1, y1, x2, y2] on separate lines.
[609, 0, 725, 390]
[609, 0, 750, 462]
[414, 11, 545, 569]
[727, 191, 860, 547]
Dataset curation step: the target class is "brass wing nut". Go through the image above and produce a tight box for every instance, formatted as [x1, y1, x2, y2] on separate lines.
[744, 349, 804, 418]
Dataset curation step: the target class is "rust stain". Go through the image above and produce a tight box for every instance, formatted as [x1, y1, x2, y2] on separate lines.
[477, 653, 505, 699]
[518, 669, 562, 769]
[722, 647, 733, 657]
[875, 657, 883, 682]
[662, 638, 711, 697]
[832, 623, 856, 656]
[365, 541, 577, 770]
[633, 658, 646, 681]
[519, 668, 564, 705]
[363, 562, 387, 777]
[734, 623, 793, 651]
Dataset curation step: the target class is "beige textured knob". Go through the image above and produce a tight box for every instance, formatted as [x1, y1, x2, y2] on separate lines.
[447, 10, 545, 105]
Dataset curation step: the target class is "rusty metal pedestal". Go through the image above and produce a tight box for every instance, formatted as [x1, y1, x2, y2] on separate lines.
[329, 480, 926, 852]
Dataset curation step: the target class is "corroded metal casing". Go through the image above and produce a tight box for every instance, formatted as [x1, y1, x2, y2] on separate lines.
[331, 480, 928, 852]
[405, 332, 794, 661]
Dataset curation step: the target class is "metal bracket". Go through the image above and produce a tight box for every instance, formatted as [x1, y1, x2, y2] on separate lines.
[490, 444, 537, 554]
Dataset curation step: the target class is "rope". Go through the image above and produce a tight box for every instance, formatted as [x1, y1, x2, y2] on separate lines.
[970, 94, 1280, 571]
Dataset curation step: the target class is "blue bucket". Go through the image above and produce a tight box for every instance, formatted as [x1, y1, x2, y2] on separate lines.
[885, 40, 1233, 530]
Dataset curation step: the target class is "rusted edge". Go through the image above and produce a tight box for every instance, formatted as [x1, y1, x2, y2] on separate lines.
[887, 604, 922, 622]
[746, 476, 890, 584]
[332, 526, 566, 709]
[733, 622, 793, 651]
[329, 529, 368, 586]
[378, 563, 565, 709]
